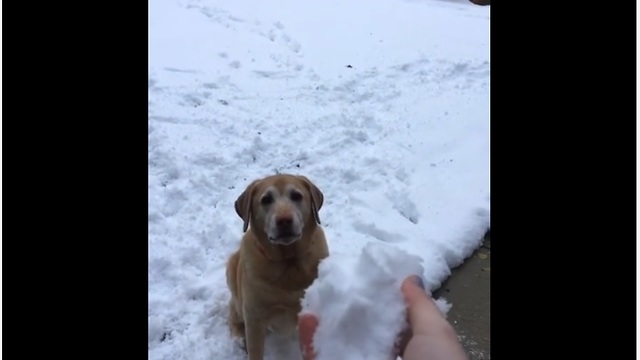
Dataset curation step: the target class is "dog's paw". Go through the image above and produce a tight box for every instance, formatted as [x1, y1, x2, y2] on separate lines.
[234, 337, 248, 354]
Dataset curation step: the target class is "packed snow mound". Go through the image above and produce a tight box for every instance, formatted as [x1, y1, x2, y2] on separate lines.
[301, 242, 451, 360]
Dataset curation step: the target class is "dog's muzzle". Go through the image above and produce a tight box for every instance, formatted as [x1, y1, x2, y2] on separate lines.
[268, 233, 301, 245]
[269, 214, 301, 245]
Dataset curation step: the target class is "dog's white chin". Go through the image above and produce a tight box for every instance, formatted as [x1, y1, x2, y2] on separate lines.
[268, 235, 301, 246]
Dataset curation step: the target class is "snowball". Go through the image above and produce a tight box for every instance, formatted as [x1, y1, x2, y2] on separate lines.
[300, 242, 427, 360]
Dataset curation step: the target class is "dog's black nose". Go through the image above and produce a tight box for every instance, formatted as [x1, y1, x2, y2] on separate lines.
[276, 216, 293, 228]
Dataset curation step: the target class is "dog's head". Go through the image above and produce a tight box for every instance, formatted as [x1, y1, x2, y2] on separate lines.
[234, 174, 324, 246]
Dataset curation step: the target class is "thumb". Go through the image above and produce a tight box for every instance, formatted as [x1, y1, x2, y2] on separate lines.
[298, 313, 319, 360]
[400, 275, 446, 336]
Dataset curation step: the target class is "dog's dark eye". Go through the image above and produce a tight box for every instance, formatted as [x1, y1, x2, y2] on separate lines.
[260, 194, 273, 205]
[290, 191, 303, 202]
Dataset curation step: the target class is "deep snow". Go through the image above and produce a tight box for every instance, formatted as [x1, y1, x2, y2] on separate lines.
[301, 242, 452, 360]
[148, 0, 490, 359]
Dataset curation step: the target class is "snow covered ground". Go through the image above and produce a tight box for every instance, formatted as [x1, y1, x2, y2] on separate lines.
[148, 0, 490, 359]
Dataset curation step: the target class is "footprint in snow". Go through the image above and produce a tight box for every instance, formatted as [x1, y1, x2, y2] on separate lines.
[388, 190, 420, 224]
[353, 221, 406, 243]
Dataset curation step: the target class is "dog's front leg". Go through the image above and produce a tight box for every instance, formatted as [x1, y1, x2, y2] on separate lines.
[243, 310, 267, 360]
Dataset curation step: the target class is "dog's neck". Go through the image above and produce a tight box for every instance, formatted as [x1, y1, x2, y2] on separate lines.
[256, 240, 298, 262]
[255, 239, 300, 262]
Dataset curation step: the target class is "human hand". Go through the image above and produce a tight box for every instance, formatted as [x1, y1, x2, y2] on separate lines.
[298, 275, 469, 360]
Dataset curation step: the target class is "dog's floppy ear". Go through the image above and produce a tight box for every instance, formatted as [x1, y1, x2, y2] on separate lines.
[235, 180, 260, 232]
[298, 176, 324, 225]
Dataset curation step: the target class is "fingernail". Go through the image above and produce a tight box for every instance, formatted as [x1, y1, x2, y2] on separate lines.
[412, 275, 426, 291]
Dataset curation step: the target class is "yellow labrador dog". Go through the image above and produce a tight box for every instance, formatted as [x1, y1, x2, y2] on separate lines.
[226, 174, 330, 360]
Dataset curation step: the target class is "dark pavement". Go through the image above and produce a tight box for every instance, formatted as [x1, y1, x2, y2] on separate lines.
[433, 231, 490, 360]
